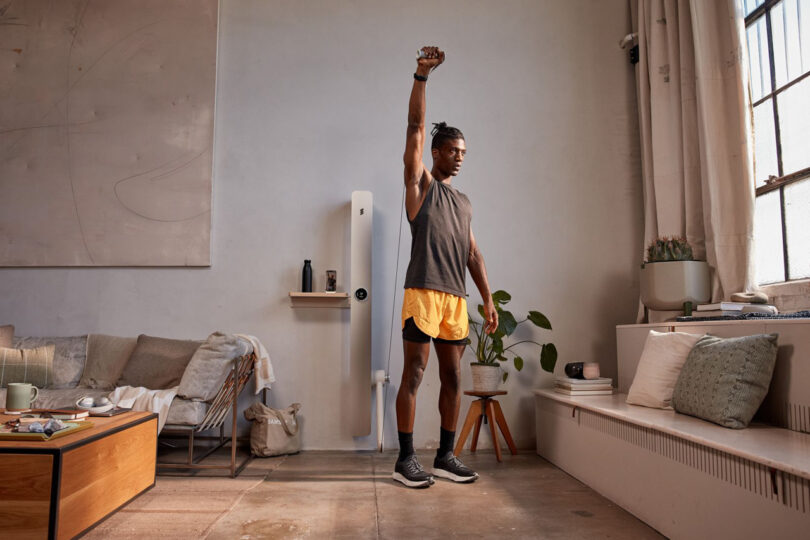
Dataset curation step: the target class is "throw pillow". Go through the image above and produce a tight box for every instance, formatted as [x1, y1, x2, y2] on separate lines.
[117, 334, 202, 389]
[626, 330, 705, 409]
[79, 334, 138, 390]
[0, 345, 55, 388]
[12, 336, 87, 389]
[671, 333, 779, 429]
[177, 332, 251, 401]
[0, 325, 13, 348]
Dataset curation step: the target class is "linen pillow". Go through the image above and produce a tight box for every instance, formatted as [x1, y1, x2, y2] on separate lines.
[626, 330, 705, 409]
[0, 345, 55, 388]
[12, 336, 87, 389]
[177, 332, 251, 401]
[117, 335, 202, 389]
[0, 325, 13, 348]
[671, 333, 779, 429]
[79, 334, 138, 390]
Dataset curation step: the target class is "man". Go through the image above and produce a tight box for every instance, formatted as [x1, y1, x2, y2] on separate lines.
[393, 46, 498, 489]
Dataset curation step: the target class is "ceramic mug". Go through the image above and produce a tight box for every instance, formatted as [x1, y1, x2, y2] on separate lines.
[6, 382, 39, 411]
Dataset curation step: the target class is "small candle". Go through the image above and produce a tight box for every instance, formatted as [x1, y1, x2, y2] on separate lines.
[583, 362, 601, 379]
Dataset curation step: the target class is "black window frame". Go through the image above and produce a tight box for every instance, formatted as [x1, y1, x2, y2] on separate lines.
[745, 0, 810, 283]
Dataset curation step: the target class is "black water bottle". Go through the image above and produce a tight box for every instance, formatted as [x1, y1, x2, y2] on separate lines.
[302, 260, 312, 292]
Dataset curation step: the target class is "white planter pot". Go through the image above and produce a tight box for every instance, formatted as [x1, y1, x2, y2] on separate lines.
[470, 363, 501, 392]
[640, 260, 711, 311]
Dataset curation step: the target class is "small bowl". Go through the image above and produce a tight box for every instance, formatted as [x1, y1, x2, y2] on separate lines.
[75, 397, 114, 414]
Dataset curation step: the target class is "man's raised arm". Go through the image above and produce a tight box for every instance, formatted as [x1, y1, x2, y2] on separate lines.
[403, 46, 444, 220]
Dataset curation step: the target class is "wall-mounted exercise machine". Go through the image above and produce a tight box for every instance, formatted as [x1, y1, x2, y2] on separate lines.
[349, 191, 373, 437]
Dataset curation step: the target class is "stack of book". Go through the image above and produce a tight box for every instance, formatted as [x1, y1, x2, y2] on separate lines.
[554, 377, 614, 396]
[694, 301, 778, 317]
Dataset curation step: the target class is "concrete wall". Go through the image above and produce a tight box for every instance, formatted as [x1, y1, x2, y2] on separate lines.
[0, 0, 642, 450]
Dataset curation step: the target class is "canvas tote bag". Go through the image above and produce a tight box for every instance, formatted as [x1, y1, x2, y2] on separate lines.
[244, 402, 301, 457]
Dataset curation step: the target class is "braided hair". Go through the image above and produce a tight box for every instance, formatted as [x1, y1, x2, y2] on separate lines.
[430, 122, 465, 150]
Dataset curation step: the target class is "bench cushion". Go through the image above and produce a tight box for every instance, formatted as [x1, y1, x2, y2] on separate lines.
[626, 330, 704, 409]
[672, 333, 779, 429]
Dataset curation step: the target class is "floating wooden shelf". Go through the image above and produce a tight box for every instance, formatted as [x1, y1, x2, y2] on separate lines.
[288, 292, 350, 308]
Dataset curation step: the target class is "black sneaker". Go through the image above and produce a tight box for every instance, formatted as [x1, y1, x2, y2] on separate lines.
[392, 454, 435, 488]
[432, 452, 479, 483]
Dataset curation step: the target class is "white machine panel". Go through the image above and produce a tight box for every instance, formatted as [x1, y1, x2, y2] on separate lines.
[349, 191, 372, 436]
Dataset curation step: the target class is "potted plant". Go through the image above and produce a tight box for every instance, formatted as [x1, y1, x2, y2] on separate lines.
[466, 290, 557, 392]
[639, 236, 710, 313]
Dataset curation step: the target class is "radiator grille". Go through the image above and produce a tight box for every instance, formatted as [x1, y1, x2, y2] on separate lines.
[579, 409, 810, 513]
[766, 400, 810, 434]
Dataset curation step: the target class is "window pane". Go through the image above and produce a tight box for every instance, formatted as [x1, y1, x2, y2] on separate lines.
[777, 76, 810, 173]
[784, 179, 810, 279]
[745, 0, 766, 16]
[755, 190, 786, 284]
[773, 0, 805, 86]
[801, 0, 810, 73]
[747, 16, 772, 101]
[753, 101, 779, 186]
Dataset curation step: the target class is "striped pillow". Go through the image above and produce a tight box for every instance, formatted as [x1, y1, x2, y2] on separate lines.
[0, 345, 55, 388]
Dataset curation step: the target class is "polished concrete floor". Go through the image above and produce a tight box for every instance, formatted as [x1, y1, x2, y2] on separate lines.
[84, 449, 664, 539]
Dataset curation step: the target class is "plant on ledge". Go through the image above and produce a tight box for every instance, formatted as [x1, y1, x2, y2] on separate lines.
[466, 290, 557, 383]
[639, 235, 710, 313]
[642, 236, 695, 266]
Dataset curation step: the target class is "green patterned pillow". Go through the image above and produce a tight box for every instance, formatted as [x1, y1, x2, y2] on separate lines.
[0, 345, 55, 388]
[671, 334, 778, 429]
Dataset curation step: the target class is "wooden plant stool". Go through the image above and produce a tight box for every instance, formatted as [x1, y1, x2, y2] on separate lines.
[454, 390, 517, 462]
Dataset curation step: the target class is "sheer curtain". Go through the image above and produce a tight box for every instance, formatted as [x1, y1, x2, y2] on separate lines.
[635, 0, 755, 311]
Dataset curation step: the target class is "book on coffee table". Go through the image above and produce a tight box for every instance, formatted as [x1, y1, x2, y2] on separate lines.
[89, 406, 132, 417]
[31, 408, 90, 420]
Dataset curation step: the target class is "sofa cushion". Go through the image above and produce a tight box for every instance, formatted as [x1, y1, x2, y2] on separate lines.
[0, 325, 13, 348]
[178, 332, 250, 401]
[118, 335, 202, 389]
[626, 330, 705, 409]
[0, 345, 54, 388]
[165, 397, 208, 426]
[12, 336, 87, 389]
[672, 333, 779, 429]
[80, 334, 138, 390]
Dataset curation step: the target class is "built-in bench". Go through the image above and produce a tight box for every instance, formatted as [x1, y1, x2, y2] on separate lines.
[534, 319, 810, 539]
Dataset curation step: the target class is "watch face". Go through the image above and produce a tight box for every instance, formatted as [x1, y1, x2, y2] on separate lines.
[354, 288, 368, 301]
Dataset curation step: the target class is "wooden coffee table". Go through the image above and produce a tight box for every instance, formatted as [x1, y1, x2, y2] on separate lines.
[0, 410, 158, 539]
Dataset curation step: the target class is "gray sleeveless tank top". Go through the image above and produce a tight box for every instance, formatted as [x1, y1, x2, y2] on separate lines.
[404, 180, 472, 297]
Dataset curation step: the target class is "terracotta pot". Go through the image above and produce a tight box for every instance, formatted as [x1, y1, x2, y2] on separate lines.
[471, 363, 501, 392]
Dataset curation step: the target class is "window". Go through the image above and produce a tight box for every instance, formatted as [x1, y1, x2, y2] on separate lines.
[742, 0, 810, 284]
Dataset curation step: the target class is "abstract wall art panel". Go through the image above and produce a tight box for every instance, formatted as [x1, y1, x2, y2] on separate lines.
[0, 0, 217, 266]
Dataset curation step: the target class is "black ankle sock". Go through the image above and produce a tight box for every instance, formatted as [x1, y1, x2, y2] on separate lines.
[398, 431, 414, 461]
[438, 428, 455, 456]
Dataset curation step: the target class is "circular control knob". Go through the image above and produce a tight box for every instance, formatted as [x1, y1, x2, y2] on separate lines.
[354, 288, 368, 301]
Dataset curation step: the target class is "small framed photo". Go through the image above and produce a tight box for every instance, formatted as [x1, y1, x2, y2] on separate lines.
[325, 270, 337, 292]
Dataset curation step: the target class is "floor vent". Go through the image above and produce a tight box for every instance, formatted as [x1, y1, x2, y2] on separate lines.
[580, 409, 810, 513]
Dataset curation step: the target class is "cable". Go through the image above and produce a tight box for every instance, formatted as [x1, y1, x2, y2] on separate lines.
[382, 183, 406, 451]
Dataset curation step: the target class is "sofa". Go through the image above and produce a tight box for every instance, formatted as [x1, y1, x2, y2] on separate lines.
[0, 325, 258, 476]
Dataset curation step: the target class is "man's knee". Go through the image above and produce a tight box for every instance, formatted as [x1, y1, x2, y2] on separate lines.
[438, 363, 461, 390]
[402, 364, 426, 394]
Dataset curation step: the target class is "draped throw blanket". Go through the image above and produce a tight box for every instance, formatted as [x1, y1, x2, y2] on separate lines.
[109, 386, 178, 432]
[634, 0, 756, 316]
[236, 334, 276, 394]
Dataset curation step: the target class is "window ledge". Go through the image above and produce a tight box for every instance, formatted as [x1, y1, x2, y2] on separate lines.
[759, 279, 810, 312]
